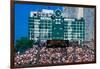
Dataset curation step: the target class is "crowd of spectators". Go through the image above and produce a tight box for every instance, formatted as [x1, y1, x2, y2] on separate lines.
[39, 47, 67, 64]
[14, 46, 38, 67]
[39, 46, 95, 64]
[14, 43, 95, 67]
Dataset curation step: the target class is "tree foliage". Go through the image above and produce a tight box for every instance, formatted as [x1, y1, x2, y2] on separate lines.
[15, 37, 34, 53]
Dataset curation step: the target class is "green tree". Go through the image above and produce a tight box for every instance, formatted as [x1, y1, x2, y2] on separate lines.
[15, 37, 34, 53]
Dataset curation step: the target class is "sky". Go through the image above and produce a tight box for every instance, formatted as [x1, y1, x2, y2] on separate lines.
[14, 3, 95, 42]
[14, 3, 63, 41]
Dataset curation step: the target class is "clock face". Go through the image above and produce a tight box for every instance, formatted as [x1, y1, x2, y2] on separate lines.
[33, 13, 37, 17]
[55, 10, 61, 16]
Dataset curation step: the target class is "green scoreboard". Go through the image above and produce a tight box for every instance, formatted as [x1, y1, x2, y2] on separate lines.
[52, 10, 64, 40]
[29, 9, 85, 45]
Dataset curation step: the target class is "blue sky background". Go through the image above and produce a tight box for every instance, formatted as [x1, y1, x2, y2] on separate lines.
[14, 4, 63, 41]
[14, 3, 95, 42]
